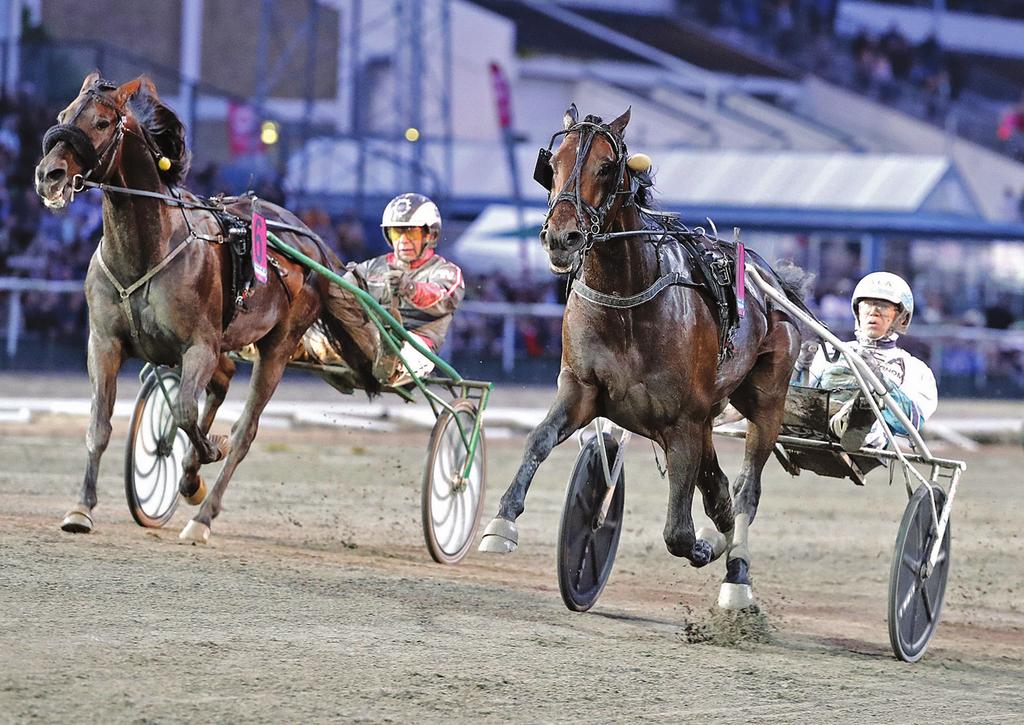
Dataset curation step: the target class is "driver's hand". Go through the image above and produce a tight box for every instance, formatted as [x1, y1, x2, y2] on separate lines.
[386, 269, 415, 298]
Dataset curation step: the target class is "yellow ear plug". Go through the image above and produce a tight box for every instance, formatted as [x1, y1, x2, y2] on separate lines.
[157, 156, 172, 171]
[626, 153, 651, 172]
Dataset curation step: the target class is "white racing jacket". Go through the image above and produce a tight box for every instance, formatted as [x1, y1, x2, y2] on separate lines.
[809, 338, 938, 447]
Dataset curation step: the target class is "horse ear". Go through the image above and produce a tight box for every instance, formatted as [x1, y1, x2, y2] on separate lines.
[563, 103, 578, 130]
[79, 71, 100, 94]
[608, 107, 631, 136]
[113, 76, 144, 108]
[137, 75, 160, 99]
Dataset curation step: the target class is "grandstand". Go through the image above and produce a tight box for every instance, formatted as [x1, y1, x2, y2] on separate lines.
[2, 0, 1023, 394]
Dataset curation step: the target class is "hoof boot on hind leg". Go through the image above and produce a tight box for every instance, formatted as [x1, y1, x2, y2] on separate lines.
[690, 539, 714, 568]
[695, 526, 729, 564]
[178, 519, 211, 545]
[478, 517, 518, 554]
[718, 558, 754, 610]
[60, 504, 94, 534]
[183, 476, 207, 506]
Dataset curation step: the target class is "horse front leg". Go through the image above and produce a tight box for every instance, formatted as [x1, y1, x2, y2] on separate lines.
[174, 344, 228, 466]
[478, 369, 597, 554]
[178, 354, 236, 506]
[661, 419, 716, 567]
[60, 333, 124, 533]
[178, 345, 291, 544]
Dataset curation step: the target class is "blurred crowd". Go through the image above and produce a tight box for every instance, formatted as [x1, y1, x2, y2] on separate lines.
[694, 1, 1018, 154]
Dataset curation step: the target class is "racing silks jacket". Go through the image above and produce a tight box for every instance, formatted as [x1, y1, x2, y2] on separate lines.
[350, 249, 464, 350]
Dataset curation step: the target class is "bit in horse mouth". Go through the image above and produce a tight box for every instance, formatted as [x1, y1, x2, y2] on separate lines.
[42, 186, 71, 210]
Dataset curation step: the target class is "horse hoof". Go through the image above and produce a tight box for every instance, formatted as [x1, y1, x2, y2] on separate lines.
[690, 539, 714, 568]
[718, 582, 755, 610]
[478, 517, 518, 554]
[183, 476, 207, 506]
[695, 526, 728, 562]
[60, 505, 93, 534]
[718, 557, 754, 609]
[178, 519, 211, 545]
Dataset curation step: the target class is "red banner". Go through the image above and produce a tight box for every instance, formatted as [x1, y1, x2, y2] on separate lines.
[488, 62, 513, 130]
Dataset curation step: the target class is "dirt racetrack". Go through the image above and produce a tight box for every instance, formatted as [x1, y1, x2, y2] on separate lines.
[1, 375, 1022, 722]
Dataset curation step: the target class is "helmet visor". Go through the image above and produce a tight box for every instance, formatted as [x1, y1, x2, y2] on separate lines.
[384, 226, 426, 244]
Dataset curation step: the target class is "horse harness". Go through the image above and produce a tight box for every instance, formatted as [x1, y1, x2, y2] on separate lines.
[534, 116, 742, 364]
[86, 185, 307, 338]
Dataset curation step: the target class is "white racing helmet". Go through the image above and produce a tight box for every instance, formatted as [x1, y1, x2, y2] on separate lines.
[380, 193, 442, 248]
[851, 271, 914, 334]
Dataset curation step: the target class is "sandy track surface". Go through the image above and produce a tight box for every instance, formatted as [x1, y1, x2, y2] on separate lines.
[1, 407, 1022, 722]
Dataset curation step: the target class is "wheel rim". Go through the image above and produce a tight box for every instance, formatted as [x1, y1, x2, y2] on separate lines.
[132, 378, 187, 520]
[891, 487, 950, 660]
[429, 409, 483, 558]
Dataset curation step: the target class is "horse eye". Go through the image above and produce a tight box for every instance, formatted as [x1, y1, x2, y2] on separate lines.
[95, 118, 111, 130]
[598, 162, 615, 175]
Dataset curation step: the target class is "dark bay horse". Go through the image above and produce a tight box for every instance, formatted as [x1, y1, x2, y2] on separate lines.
[479, 105, 805, 609]
[34, 73, 374, 544]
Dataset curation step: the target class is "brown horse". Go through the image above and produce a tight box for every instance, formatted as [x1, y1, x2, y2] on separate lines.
[479, 105, 805, 609]
[34, 73, 375, 544]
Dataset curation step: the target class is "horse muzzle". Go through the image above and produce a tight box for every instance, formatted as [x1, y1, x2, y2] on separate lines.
[541, 228, 585, 274]
[34, 155, 73, 210]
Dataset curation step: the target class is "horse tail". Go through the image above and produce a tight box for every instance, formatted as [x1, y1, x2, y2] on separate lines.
[317, 273, 383, 398]
[772, 258, 815, 305]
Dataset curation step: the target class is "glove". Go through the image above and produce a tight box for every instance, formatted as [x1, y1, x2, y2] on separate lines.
[795, 341, 818, 371]
[386, 269, 416, 299]
[858, 349, 893, 390]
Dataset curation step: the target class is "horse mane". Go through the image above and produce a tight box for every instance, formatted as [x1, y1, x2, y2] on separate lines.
[127, 80, 192, 185]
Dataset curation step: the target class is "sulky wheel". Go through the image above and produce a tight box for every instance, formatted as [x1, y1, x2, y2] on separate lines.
[421, 399, 486, 564]
[557, 433, 625, 612]
[124, 368, 187, 528]
[888, 483, 951, 662]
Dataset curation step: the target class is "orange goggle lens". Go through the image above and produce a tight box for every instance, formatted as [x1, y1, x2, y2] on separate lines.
[385, 226, 426, 243]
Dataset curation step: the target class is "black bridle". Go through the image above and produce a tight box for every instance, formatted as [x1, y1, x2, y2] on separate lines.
[41, 80, 166, 186]
[534, 120, 634, 248]
[42, 81, 127, 184]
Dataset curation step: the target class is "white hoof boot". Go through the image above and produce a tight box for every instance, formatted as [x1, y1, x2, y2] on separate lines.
[695, 526, 728, 562]
[718, 582, 755, 610]
[60, 505, 94, 534]
[178, 519, 211, 545]
[478, 517, 518, 554]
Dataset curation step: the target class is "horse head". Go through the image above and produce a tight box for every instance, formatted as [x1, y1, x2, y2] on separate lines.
[34, 72, 190, 210]
[537, 104, 632, 273]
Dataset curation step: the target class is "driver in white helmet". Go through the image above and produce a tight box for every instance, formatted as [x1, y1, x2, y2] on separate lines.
[320, 192, 464, 385]
[804, 271, 938, 450]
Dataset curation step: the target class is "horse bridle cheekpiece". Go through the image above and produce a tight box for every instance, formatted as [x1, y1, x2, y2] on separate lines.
[535, 115, 648, 246]
[41, 79, 126, 184]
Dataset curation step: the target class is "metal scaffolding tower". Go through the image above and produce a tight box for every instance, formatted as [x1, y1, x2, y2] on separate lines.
[341, 0, 453, 216]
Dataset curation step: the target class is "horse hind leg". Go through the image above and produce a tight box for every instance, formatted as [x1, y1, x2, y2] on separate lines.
[720, 329, 797, 609]
[179, 340, 293, 544]
[61, 335, 124, 533]
[178, 354, 236, 506]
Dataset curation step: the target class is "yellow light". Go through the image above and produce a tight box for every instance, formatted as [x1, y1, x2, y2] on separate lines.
[260, 121, 279, 145]
[404, 127, 420, 142]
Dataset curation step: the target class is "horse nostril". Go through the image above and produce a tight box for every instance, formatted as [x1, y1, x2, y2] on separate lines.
[46, 166, 67, 183]
[564, 230, 583, 248]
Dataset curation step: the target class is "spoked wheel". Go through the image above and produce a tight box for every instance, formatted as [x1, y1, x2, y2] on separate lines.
[888, 484, 951, 662]
[557, 433, 625, 612]
[421, 399, 486, 564]
[124, 369, 188, 528]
